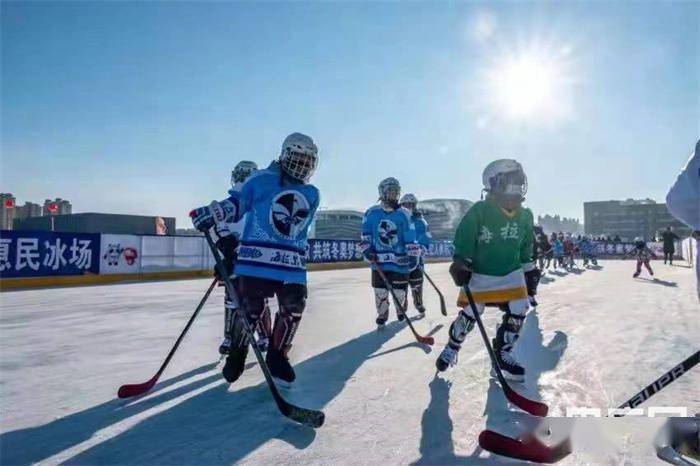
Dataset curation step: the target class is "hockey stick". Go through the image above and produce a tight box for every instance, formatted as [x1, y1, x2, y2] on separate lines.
[204, 232, 325, 428]
[423, 270, 447, 316]
[118, 277, 218, 398]
[373, 261, 434, 346]
[479, 430, 571, 464]
[613, 350, 699, 416]
[462, 285, 549, 416]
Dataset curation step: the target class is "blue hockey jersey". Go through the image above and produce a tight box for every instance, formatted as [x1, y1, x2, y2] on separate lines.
[361, 205, 417, 274]
[409, 213, 432, 270]
[552, 240, 564, 257]
[578, 238, 596, 255]
[216, 161, 320, 284]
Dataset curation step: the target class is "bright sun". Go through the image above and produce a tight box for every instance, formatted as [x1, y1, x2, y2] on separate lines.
[494, 57, 554, 117]
[483, 49, 572, 122]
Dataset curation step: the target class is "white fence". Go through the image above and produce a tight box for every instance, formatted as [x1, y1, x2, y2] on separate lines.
[680, 237, 696, 265]
[100, 234, 216, 275]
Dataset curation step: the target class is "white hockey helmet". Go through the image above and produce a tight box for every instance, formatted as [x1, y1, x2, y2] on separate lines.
[231, 160, 258, 186]
[378, 177, 401, 204]
[279, 132, 318, 183]
[400, 193, 418, 210]
[482, 159, 527, 201]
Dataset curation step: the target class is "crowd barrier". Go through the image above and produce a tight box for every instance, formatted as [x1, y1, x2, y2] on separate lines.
[0, 229, 685, 290]
[680, 237, 696, 265]
[0, 230, 455, 289]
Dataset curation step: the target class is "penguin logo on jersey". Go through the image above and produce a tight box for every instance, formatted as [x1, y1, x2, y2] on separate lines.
[377, 219, 399, 247]
[270, 190, 311, 239]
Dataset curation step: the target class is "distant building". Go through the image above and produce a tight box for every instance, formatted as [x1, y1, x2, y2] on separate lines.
[14, 202, 42, 221]
[312, 209, 364, 240]
[14, 213, 176, 235]
[43, 198, 72, 216]
[584, 199, 691, 241]
[418, 199, 473, 241]
[0, 193, 16, 230]
[536, 214, 584, 235]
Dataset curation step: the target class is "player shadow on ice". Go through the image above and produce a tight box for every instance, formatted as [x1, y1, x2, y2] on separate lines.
[410, 375, 517, 466]
[411, 310, 568, 465]
[635, 277, 677, 287]
[539, 274, 555, 285]
[2, 322, 410, 465]
[0, 362, 221, 465]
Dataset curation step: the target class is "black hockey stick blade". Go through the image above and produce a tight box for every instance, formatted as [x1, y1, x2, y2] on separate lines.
[373, 261, 434, 345]
[462, 285, 549, 417]
[423, 270, 447, 316]
[614, 349, 699, 416]
[280, 401, 326, 428]
[204, 231, 325, 428]
[118, 277, 218, 398]
[479, 430, 571, 464]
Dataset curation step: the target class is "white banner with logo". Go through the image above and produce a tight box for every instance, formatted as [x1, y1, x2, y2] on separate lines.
[99, 234, 142, 275]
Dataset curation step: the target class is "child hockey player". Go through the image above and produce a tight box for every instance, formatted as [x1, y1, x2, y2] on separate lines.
[534, 226, 552, 270]
[361, 178, 420, 325]
[435, 159, 540, 381]
[627, 237, 656, 278]
[400, 193, 432, 314]
[578, 235, 597, 268]
[552, 233, 565, 269]
[190, 132, 320, 386]
[563, 233, 576, 270]
[215, 161, 274, 356]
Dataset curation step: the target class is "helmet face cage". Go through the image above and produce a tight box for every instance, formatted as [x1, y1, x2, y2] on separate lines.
[401, 201, 416, 212]
[232, 161, 258, 185]
[489, 170, 528, 201]
[378, 179, 401, 204]
[400, 193, 417, 212]
[280, 148, 318, 182]
[382, 186, 400, 203]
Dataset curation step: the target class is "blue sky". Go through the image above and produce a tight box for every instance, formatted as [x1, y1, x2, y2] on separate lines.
[2, 1, 698, 228]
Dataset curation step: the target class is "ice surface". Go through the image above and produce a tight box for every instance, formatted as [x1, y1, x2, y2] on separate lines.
[1, 261, 698, 465]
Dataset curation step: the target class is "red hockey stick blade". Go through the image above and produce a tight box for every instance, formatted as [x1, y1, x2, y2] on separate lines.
[117, 374, 158, 399]
[503, 384, 549, 417]
[418, 335, 435, 346]
[479, 430, 571, 464]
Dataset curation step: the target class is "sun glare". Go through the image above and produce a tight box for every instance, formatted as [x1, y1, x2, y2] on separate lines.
[481, 47, 573, 123]
[494, 57, 554, 117]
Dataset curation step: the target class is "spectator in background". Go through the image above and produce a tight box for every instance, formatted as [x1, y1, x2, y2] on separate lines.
[666, 139, 699, 302]
[660, 226, 680, 265]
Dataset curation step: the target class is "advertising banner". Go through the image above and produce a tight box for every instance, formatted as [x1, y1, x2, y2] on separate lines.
[306, 239, 454, 264]
[99, 234, 142, 275]
[0, 230, 100, 278]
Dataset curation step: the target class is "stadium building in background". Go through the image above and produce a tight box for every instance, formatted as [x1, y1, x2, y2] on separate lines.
[584, 198, 691, 241]
[310, 199, 474, 241]
[418, 199, 473, 241]
[311, 210, 364, 240]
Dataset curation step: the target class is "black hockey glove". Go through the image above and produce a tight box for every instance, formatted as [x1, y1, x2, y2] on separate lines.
[525, 267, 541, 297]
[214, 235, 237, 281]
[449, 256, 473, 287]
